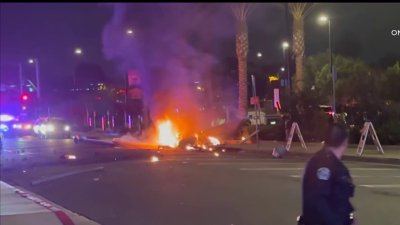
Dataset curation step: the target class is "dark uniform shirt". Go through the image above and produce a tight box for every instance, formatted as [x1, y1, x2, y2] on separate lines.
[302, 148, 355, 225]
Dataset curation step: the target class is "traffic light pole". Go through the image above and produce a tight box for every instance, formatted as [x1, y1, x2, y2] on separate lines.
[34, 59, 41, 99]
[18, 63, 23, 94]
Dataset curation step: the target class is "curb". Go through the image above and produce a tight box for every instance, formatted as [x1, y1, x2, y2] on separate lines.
[239, 148, 400, 164]
[0, 181, 100, 225]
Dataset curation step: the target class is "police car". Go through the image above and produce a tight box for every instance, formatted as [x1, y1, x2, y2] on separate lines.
[33, 117, 72, 139]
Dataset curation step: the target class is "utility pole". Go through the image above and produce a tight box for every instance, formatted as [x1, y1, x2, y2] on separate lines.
[327, 19, 335, 114]
[251, 75, 259, 146]
[34, 59, 41, 99]
[18, 63, 23, 94]
[28, 58, 41, 99]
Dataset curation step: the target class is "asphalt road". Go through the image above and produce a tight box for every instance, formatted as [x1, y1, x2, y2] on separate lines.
[1, 137, 400, 225]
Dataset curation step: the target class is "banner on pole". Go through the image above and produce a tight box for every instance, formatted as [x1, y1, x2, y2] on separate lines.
[128, 70, 141, 86]
[250, 96, 260, 105]
[273, 88, 280, 111]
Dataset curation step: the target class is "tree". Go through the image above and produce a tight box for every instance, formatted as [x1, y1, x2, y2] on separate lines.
[289, 3, 314, 93]
[303, 54, 400, 144]
[231, 3, 253, 118]
[383, 62, 400, 102]
[304, 53, 375, 106]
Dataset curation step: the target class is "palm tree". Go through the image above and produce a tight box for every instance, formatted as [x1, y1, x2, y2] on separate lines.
[231, 3, 253, 118]
[289, 3, 314, 93]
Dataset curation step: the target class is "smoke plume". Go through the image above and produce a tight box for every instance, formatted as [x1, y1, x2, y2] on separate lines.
[102, 3, 235, 133]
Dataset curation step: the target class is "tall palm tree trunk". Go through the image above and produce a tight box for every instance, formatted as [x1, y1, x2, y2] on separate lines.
[289, 3, 313, 93]
[293, 17, 304, 92]
[236, 20, 249, 119]
[232, 3, 252, 119]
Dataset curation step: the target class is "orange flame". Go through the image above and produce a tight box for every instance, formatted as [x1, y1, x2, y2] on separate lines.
[157, 120, 180, 148]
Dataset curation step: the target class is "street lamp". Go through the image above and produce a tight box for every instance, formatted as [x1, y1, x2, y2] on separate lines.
[280, 67, 285, 72]
[126, 28, 134, 36]
[281, 41, 290, 91]
[74, 48, 83, 55]
[318, 14, 335, 114]
[256, 52, 262, 58]
[282, 41, 289, 49]
[73, 48, 83, 89]
[28, 58, 40, 99]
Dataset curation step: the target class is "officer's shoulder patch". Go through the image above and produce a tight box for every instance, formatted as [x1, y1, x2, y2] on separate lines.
[317, 167, 331, 180]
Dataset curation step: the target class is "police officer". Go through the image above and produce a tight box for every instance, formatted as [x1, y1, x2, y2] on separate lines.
[299, 124, 355, 225]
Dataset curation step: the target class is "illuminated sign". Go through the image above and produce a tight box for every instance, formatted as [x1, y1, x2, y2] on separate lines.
[268, 75, 279, 83]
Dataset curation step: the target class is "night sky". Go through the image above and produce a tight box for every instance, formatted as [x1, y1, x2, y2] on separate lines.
[1, 3, 399, 91]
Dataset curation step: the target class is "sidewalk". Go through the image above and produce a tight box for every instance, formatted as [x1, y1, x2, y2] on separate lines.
[0, 181, 100, 225]
[222, 140, 400, 164]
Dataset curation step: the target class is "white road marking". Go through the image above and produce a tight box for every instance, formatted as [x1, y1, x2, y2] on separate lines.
[355, 175, 400, 178]
[289, 175, 400, 178]
[350, 168, 399, 171]
[360, 184, 400, 188]
[198, 162, 303, 166]
[349, 162, 400, 167]
[241, 167, 399, 171]
[31, 166, 105, 185]
[240, 168, 303, 171]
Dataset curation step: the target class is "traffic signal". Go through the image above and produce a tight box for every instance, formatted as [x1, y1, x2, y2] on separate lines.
[21, 94, 29, 101]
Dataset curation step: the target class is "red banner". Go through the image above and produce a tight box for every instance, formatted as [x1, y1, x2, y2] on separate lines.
[250, 96, 259, 105]
[128, 70, 141, 86]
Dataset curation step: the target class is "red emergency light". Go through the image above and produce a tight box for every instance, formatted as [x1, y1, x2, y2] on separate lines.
[21, 94, 29, 101]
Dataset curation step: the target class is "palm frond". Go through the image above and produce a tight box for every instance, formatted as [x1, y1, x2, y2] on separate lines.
[231, 3, 253, 21]
[289, 3, 314, 19]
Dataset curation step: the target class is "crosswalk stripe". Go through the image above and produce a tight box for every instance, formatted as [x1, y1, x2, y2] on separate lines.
[360, 184, 400, 188]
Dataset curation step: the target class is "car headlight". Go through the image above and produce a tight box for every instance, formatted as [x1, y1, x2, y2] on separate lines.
[64, 125, 70, 131]
[0, 114, 15, 122]
[33, 125, 40, 133]
[46, 124, 55, 132]
[13, 124, 22, 129]
[0, 124, 9, 132]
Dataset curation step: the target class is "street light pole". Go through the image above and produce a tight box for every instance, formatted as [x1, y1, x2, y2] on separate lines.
[282, 41, 290, 92]
[18, 63, 23, 95]
[28, 58, 40, 99]
[34, 59, 41, 99]
[319, 15, 335, 114]
[251, 75, 259, 147]
[74, 48, 83, 89]
[327, 19, 335, 114]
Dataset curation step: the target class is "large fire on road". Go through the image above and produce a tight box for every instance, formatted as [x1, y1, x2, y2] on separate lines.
[157, 120, 180, 148]
[113, 118, 223, 151]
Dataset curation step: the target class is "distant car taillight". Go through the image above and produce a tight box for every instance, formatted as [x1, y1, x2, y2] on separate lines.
[23, 124, 32, 130]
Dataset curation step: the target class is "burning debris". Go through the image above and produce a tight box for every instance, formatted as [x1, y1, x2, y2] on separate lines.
[157, 120, 180, 148]
[207, 136, 221, 146]
[150, 155, 160, 163]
